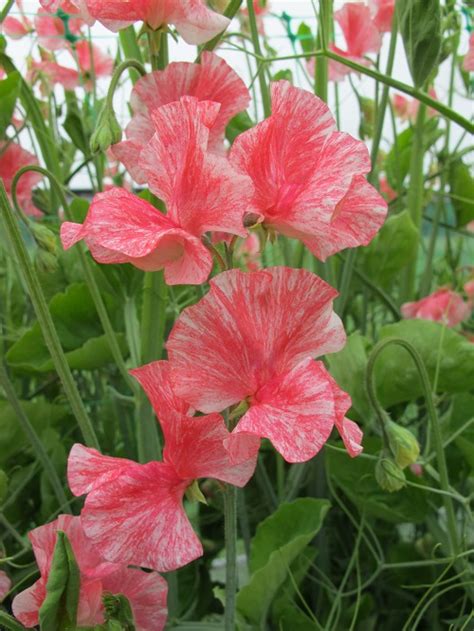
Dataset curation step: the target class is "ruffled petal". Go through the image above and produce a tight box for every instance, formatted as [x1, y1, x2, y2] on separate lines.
[234, 358, 338, 463]
[12, 580, 46, 628]
[68, 443, 137, 496]
[101, 568, 168, 631]
[81, 461, 201, 572]
[172, 0, 230, 45]
[0, 570, 11, 602]
[335, 3, 381, 57]
[167, 267, 345, 413]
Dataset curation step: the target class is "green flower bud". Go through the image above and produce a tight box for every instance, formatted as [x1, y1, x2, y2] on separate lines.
[35, 249, 59, 275]
[31, 223, 58, 254]
[90, 105, 122, 154]
[387, 421, 420, 469]
[375, 457, 406, 493]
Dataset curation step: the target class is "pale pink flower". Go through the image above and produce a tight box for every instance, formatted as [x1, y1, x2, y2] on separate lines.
[0, 570, 11, 602]
[113, 52, 249, 182]
[35, 12, 69, 50]
[0, 141, 43, 216]
[12, 515, 168, 630]
[369, 0, 395, 33]
[401, 288, 470, 327]
[74, 40, 114, 87]
[2, 16, 30, 39]
[167, 267, 363, 463]
[68, 361, 259, 572]
[463, 33, 474, 72]
[230, 81, 387, 260]
[85, 0, 230, 45]
[61, 98, 253, 285]
[30, 60, 80, 90]
[392, 89, 438, 122]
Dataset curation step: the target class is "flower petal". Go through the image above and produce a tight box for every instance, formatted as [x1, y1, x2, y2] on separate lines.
[81, 461, 201, 572]
[68, 443, 137, 496]
[335, 3, 381, 57]
[167, 267, 345, 413]
[0, 570, 11, 603]
[12, 580, 46, 628]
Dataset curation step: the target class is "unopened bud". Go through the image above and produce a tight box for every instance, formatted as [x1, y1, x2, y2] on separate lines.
[375, 457, 406, 493]
[90, 105, 122, 154]
[387, 421, 420, 469]
[243, 212, 262, 228]
[35, 249, 59, 274]
[31, 223, 57, 254]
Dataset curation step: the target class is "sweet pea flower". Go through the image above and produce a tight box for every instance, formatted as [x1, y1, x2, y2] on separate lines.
[74, 40, 114, 88]
[230, 81, 387, 260]
[30, 60, 80, 90]
[369, 0, 395, 33]
[12, 515, 168, 630]
[392, 89, 438, 123]
[113, 52, 250, 182]
[463, 33, 474, 73]
[167, 267, 363, 463]
[0, 141, 43, 217]
[68, 361, 259, 572]
[329, 3, 381, 81]
[0, 570, 11, 602]
[401, 288, 470, 328]
[85, 0, 230, 45]
[61, 97, 253, 285]
[39, 0, 94, 26]
[2, 16, 30, 39]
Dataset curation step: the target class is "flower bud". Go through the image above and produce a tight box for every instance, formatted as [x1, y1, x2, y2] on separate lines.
[30, 223, 57, 254]
[387, 421, 420, 469]
[35, 249, 59, 275]
[375, 457, 406, 493]
[90, 105, 122, 154]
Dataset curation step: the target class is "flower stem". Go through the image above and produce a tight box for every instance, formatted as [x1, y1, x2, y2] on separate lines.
[314, 0, 332, 102]
[224, 482, 238, 631]
[0, 181, 99, 449]
[246, 0, 271, 117]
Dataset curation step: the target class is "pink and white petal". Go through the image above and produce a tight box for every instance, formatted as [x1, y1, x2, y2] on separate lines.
[68, 443, 137, 496]
[85, 0, 143, 25]
[77, 579, 104, 627]
[335, 417, 363, 457]
[12, 580, 46, 628]
[335, 3, 381, 57]
[35, 14, 67, 51]
[235, 358, 337, 463]
[0, 570, 11, 602]
[110, 139, 147, 184]
[301, 175, 387, 260]
[81, 461, 201, 572]
[101, 568, 168, 631]
[167, 267, 345, 413]
[39, 0, 61, 10]
[173, 0, 230, 45]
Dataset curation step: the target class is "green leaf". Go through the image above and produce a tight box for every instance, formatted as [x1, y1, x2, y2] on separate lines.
[6, 283, 126, 373]
[449, 158, 474, 227]
[396, 0, 442, 88]
[297, 22, 315, 55]
[326, 438, 430, 523]
[359, 210, 419, 287]
[225, 111, 254, 145]
[0, 71, 21, 137]
[374, 320, 474, 407]
[0, 612, 28, 631]
[237, 498, 330, 626]
[39, 531, 80, 631]
[326, 332, 371, 421]
[0, 398, 68, 464]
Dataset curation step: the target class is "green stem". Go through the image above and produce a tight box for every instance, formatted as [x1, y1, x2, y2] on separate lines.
[365, 337, 458, 557]
[11, 166, 137, 395]
[0, 181, 99, 448]
[315, 0, 332, 102]
[0, 363, 69, 510]
[119, 26, 144, 83]
[198, 0, 243, 56]
[224, 483, 238, 631]
[402, 101, 427, 299]
[0, 611, 28, 631]
[0, 0, 14, 22]
[246, 0, 271, 117]
[105, 59, 147, 110]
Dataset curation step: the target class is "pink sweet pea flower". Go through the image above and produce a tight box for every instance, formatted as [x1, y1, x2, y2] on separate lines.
[85, 0, 230, 45]
[230, 81, 387, 260]
[380, 177, 396, 202]
[11, 515, 168, 630]
[113, 52, 250, 182]
[0, 570, 11, 602]
[167, 267, 363, 463]
[392, 89, 438, 122]
[74, 40, 114, 87]
[369, 0, 395, 33]
[39, 0, 95, 26]
[68, 361, 259, 572]
[2, 16, 30, 39]
[329, 3, 381, 81]
[30, 60, 80, 90]
[463, 33, 474, 72]
[401, 288, 470, 328]
[61, 98, 253, 285]
[35, 11, 69, 50]
[0, 141, 43, 217]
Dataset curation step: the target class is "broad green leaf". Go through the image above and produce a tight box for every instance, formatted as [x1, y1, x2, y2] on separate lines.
[225, 110, 254, 144]
[39, 531, 80, 631]
[297, 22, 315, 55]
[326, 332, 371, 421]
[360, 210, 419, 287]
[449, 158, 474, 227]
[0, 469, 8, 503]
[396, 0, 442, 87]
[237, 498, 330, 625]
[0, 398, 68, 464]
[326, 438, 430, 523]
[6, 283, 126, 373]
[0, 71, 20, 136]
[375, 320, 474, 407]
